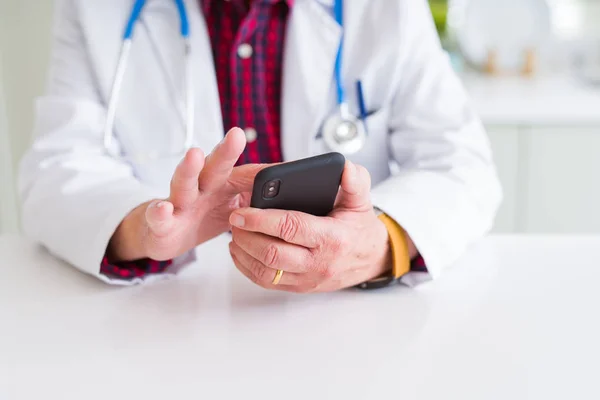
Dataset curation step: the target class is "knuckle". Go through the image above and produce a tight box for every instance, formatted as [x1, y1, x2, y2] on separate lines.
[320, 265, 335, 280]
[248, 259, 268, 286]
[306, 259, 321, 275]
[278, 212, 302, 242]
[262, 243, 280, 268]
[305, 231, 346, 278]
[320, 229, 345, 257]
[309, 259, 335, 280]
[328, 234, 345, 254]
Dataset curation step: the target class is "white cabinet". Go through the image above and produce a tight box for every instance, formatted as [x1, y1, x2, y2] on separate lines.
[464, 73, 600, 233]
[523, 127, 600, 233]
[486, 125, 600, 234]
[486, 127, 521, 233]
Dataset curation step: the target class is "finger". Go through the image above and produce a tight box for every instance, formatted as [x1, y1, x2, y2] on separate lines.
[232, 256, 307, 293]
[145, 200, 176, 237]
[225, 163, 271, 195]
[198, 127, 247, 193]
[169, 148, 205, 210]
[224, 192, 254, 215]
[237, 191, 253, 209]
[229, 242, 306, 289]
[229, 208, 334, 248]
[335, 161, 372, 211]
[231, 228, 313, 273]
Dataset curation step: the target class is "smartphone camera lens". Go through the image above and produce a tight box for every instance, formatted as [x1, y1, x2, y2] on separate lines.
[263, 180, 281, 199]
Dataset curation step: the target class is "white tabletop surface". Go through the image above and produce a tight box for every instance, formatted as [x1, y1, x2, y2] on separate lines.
[1, 234, 599, 400]
[462, 73, 600, 126]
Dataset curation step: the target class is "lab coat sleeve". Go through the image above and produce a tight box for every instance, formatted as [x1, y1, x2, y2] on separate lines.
[370, 0, 502, 280]
[17, 0, 163, 283]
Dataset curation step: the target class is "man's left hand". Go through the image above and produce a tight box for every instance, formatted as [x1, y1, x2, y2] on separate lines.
[228, 161, 394, 293]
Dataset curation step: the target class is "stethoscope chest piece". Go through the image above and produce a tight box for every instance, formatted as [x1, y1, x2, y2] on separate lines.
[322, 109, 367, 156]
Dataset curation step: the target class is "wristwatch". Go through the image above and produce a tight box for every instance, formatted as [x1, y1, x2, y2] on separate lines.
[356, 207, 411, 290]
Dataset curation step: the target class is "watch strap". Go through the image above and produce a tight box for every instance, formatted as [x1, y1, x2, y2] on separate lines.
[357, 209, 411, 290]
[377, 212, 411, 279]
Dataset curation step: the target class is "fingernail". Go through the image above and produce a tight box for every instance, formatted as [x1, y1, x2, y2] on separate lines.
[156, 201, 165, 209]
[230, 213, 245, 228]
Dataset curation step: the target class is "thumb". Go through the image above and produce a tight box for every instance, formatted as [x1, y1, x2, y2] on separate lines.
[145, 200, 176, 238]
[335, 161, 372, 211]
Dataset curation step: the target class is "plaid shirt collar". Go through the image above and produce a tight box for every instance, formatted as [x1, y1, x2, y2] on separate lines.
[201, 0, 295, 16]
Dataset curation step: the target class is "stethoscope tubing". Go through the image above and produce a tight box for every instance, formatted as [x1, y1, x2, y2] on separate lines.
[103, 0, 364, 160]
[103, 0, 193, 159]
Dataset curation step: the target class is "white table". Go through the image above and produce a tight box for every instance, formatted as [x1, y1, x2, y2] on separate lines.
[1, 234, 599, 400]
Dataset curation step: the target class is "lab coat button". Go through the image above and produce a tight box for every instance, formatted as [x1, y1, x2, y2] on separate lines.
[244, 128, 258, 143]
[237, 44, 253, 59]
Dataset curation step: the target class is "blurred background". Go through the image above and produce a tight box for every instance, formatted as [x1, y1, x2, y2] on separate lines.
[1, 0, 600, 235]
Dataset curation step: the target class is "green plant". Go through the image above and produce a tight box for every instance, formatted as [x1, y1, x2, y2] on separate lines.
[429, 0, 448, 37]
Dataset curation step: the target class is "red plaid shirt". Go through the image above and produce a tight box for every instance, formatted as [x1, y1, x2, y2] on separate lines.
[205, 0, 290, 166]
[100, 0, 427, 280]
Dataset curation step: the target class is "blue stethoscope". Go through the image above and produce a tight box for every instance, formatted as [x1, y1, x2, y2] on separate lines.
[103, 0, 366, 162]
[321, 0, 368, 155]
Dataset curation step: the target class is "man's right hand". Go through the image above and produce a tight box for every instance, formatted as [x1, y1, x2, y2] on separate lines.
[108, 128, 265, 263]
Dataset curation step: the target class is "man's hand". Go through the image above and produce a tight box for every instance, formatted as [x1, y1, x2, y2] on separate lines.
[228, 161, 414, 293]
[109, 128, 264, 262]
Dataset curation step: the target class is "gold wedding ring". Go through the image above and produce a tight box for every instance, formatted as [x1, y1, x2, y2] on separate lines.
[272, 269, 284, 285]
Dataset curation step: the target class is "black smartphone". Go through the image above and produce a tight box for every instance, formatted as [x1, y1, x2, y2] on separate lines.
[250, 152, 346, 217]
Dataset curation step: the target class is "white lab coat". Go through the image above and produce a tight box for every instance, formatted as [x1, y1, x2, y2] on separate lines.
[18, 0, 502, 286]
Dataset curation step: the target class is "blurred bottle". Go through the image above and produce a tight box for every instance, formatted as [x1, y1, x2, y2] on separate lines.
[522, 48, 537, 77]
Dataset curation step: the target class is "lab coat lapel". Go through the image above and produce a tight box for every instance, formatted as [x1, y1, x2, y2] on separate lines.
[141, 0, 224, 152]
[137, 1, 187, 126]
[281, 0, 341, 161]
[80, 0, 132, 98]
[183, 0, 224, 151]
[83, 0, 224, 154]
